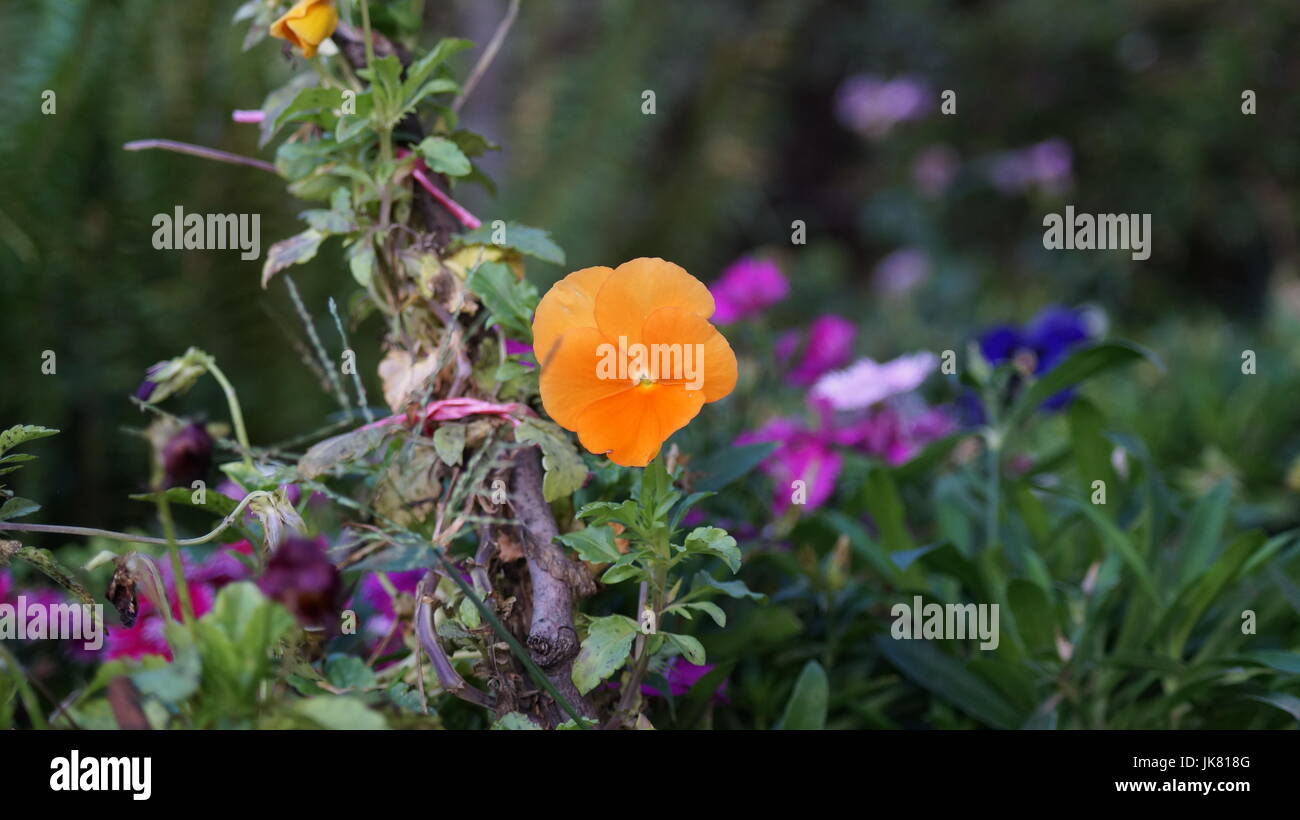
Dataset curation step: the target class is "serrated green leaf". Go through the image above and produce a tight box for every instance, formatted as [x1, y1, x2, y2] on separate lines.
[556, 525, 623, 564]
[458, 222, 565, 266]
[417, 136, 471, 177]
[681, 526, 740, 573]
[0, 425, 58, 457]
[666, 632, 706, 666]
[572, 614, 638, 694]
[432, 422, 466, 467]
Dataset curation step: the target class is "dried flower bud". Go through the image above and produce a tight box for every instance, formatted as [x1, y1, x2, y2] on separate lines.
[257, 536, 344, 631]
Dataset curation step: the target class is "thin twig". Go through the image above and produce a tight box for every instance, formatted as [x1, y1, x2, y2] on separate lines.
[330, 297, 375, 422]
[0, 491, 272, 547]
[284, 275, 351, 411]
[122, 140, 278, 174]
[453, 0, 521, 114]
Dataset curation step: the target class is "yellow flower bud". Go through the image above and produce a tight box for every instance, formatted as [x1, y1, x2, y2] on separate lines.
[270, 0, 339, 58]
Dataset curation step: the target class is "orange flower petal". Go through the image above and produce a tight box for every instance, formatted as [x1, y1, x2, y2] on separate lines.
[270, 0, 337, 58]
[593, 258, 715, 345]
[573, 384, 706, 467]
[639, 306, 738, 403]
[531, 265, 614, 368]
[537, 326, 632, 431]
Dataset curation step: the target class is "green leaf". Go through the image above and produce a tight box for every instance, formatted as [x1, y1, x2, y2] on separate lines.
[401, 38, 473, 102]
[294, 696, 389, 730]
[515, 417, 588, 502]
[0, 497, 40, 521]
[681, 526, 740, 573]
[687, 571, 764, 602]
[432, 422, 466, 467]
[556, 525, 623, 564]
[466, 261, 539, 341]
[1007, 341, 1160, 429]
[690, 441, 777, 493]
[132, 622, 201, 703]
[458, 222, 565, 266]
[1068, 496, 1160, 600]
[777, 660, 828, 730]
[571, 614, 638, 695]
[682, 601, 726, 628]
[1176, 480, 1232, 587]
[1250, 694, 1300, 721]
[863, 466, 915, 553]
[0, 425, 58, 457]
[417, 136, 471, 177]
[262, 229, 325, 288]
[875, 637, 1023, 729]
[665, 632, 706, 666]
[1007, 579, 1054, 653]
[324, 654, 377, 690]
[1242, 650, 1300, 675]
[491, 712, 543, 730]
[129, 485, 237, 519]
[272, 87, 344, 133]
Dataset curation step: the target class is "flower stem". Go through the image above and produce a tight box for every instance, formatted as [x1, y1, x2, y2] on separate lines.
[203, 357, 253, 468]
[157, 492, 195, 624]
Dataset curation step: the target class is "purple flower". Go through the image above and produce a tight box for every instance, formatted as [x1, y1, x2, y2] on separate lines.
[641, 658, 730, 703]
[835, 74, 931, 139]
[258, 536, 345, 632]
[781, 315, 857, 387]
[976, 305, 1094, 413]
[989, 139, 1072, 195]
[361, 569, 424, 619]
[737, 418, 843, 513]
[873, 249, 930, 298]
[912, 144, 959, 197]
[833, 402, 956, 465]
[161, 422, 213, 489]
[710, 257, 789, 324]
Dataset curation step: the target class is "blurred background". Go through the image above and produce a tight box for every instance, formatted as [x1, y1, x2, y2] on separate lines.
[3, 0, 1300, 539]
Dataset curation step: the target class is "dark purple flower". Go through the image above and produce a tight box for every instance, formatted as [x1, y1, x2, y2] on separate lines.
[258, 536, 345, 632]
[974, 305, 1094, 415]
[161, 422, 213, 489]
[710, 257, 789, 324]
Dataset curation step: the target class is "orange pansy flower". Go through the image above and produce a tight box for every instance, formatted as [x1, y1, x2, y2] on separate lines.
[533, 258, 738, 468]
[270, 0, 339, 59]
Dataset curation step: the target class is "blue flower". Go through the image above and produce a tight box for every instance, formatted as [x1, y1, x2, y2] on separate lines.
[971, 305, 1094, 418]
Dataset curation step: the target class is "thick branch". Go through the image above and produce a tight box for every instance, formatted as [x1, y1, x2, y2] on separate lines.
[509, 446, 595, 721]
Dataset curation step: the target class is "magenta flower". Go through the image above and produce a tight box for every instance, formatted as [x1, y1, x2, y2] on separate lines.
[779, 315, 857, 387]
[641, 658, 730, 703]
[710, 257, 789, 324]
[737, 418, 843, 513]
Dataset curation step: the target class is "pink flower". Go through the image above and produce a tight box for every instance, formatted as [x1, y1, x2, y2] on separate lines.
[780, 315, 857, 387]
[710, 257, 789, 324]
[737, 418, 843, 513]
[912, 144, 959, 197]
[232, 109, 266, 124]
[810, 351, 938, 411]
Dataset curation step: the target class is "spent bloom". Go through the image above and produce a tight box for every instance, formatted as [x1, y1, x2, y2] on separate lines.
[872, 249, 931, 298]
[258, 536, 344, 632]
[160, 422, 213, 490]
[533, 258, 738, 467]
[710, 257, 789, 324]
[270, 0, 338, 58]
